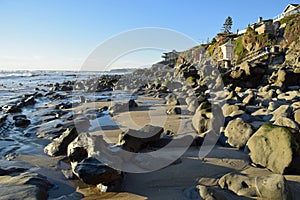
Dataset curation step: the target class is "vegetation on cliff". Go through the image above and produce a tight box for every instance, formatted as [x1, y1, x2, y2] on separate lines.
[283, 13, 300, 46]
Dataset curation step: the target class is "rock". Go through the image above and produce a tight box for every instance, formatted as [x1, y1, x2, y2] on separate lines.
[183, 185, 235, 200]
[165, 94, 179, 105]
[44, 127, 78, 156]
[61, 85, 73, 91]
[2, 105, 22, 113]
[251, 108, 272, 121]
[22, 96, 36, 106]
[294, 109, 300, 125]
[271, 105, 292, 121]
[128, 99, 138, 108]
[242, 92, 255, 105]
[278, 91, 299, 102]
[274, 116, 299, 131]
[61, 169, 77, 180]
[222, 104, 240, 117]
[222, 62, 268, 88]
[166, 107, 181, 115]
[80, 96, 86, 103]
[218, 173, 289, 200]
[186, 96, 199, 113]
[109, 100, 135, 115]
[67, 132, 91, 163]
[118, 124, 163, 152]
[224, 118, 253, 148]
[0, 171, 52, 200]
[14, 115, 31, 128]
[270, 68, 300, 90]
[247, 123, 300, 174]
[73, 157, 122, 185]
[192, 109, 212, 136]
[0, 115, 8, 127]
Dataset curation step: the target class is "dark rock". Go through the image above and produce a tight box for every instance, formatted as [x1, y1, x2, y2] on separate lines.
[22, 96, 36, 106]
[80, 95, 86, 103]
[73, 157, 122, 185]
[2, 105, 22, 113]
[166, 107, 181, 115]
[0, 115, 8, 127]
[44, 127, 78, 156]
[61, 85, 73, 91]
[55, 102, 73, 109]
[269, 68, 300, 91]
[68, 147, 88, 163]
[109, 100, 137, 115]
[0, 171, 52, 200]
[128, 99, 138, 108]
[118, 124, 164, 152]
[14, 115, 30, 128]
[222, 62, 268, 88]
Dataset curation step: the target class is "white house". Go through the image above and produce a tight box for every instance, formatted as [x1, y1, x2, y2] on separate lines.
[219, 41, 234, 68]
[274, 3, 300, 21]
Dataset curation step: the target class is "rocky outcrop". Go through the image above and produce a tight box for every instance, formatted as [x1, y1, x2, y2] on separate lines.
[44, 127, 78, 156]
[269, 68, 300, 90]
[221, 62, 268, 88]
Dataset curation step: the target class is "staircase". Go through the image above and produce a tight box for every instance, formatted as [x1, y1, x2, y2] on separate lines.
[235, 48, 271, 65]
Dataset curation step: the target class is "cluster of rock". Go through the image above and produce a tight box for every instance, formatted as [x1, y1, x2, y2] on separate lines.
[49, 75, 122, 92]
[111, 51, 300, 198]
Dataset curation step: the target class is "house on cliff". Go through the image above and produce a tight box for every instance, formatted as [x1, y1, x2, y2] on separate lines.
[274, 3, 300, 21]
[238, 3, 300, 35]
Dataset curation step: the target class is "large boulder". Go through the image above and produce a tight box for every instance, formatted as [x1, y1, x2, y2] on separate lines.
[165, 94, 179, 105]
[269, 68, 300, 90]
[247, 123, 300, 174]
[0, 170, 52, 200]
[73, 157, 122, 186]
[192, 103, 224, 137]
[44, 127, 78, 156]
[221, 62, 268, 88]
[118, 124, 164, 152]
[224, 118, 253, 148]
[218, 173, 289, 200]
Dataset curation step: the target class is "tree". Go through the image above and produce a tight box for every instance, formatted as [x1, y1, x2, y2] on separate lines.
[222, 16, 233, 34]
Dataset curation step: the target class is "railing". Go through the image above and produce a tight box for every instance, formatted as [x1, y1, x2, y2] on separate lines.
[235, 48, 271, 65]
[273, 7, 300, 22]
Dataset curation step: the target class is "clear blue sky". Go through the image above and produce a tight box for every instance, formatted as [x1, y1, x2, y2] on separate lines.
[0, 0, 297, 71]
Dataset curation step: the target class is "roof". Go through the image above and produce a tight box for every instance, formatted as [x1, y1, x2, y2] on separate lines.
[283, 3, 300, 13]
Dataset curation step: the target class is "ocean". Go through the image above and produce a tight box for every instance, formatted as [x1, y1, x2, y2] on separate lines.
[0, 70, 126, 107]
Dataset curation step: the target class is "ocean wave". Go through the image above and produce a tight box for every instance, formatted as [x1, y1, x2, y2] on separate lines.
[0, 72, 39, 79]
